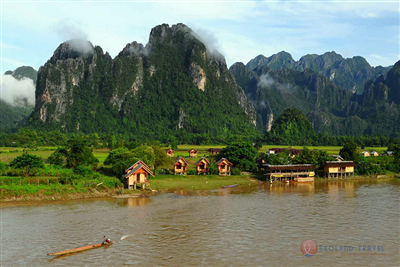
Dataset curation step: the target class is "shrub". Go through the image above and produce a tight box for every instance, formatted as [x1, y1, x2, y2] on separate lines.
[231, 167, 241, 175]
[74, 165, 93, 177]
[187, 169, 196, 175]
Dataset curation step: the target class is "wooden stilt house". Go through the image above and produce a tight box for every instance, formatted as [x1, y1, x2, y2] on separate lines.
[166, 148, 174, 157]
[195, 157, 210, 175]
[174, 157, 188, 175]
[208, 148, 222, 155]
[124, 160, 154, 190]
[324, 161, 355, 179]
[216, 158, 233, 176]
[189, 148, 198, 158]
[264, 164, 315, 182]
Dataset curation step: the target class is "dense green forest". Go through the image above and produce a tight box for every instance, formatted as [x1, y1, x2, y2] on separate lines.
[230, 60, 400, 137]
[28, 23, 256, 141]
[1, 23, 399, 145]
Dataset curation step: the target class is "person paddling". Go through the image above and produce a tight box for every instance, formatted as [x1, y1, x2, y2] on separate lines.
[102, 236, 111, 245]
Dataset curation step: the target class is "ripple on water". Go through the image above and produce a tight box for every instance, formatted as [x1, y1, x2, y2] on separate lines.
[3, 181, 400, 266]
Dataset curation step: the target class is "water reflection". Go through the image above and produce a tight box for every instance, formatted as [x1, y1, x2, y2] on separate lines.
[123, 197, 152, 207]
[3, 180, 400, 267]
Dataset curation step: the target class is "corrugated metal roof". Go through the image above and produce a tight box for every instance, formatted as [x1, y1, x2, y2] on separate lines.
[216, 158, 233, 166]
[174, 156, 188, 165]
[124, 161, 154, 178]
[195, 157, 210, 166]
[324, 161, 355, 167]
[264, 164, 316, 171]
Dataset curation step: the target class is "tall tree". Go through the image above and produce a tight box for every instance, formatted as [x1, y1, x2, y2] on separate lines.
[9, 152, 44, 177]
[339, 141, 358, 162]
[104, 148, 139, 175]
[152, 145, 169, 174]
[217, 142, 258, 171]
[48, 138, 99, 168]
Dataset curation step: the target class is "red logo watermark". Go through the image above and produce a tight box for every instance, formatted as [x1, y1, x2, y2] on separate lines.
[301, 240, 318, 257]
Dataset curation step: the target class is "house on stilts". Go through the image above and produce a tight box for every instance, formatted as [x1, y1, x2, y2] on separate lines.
[124, 160, 154, 190]
[166, 148, 174, 157]
[216, 158, 233, 176]
[264, 164, 316, 182]
[174, 157, 188, 175]
[189, 148, 198, 158]
[324, 161, 355, 179]
[195, 157, 210, 175]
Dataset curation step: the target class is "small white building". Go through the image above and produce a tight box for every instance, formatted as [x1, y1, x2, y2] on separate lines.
[361, 151, 370, 157]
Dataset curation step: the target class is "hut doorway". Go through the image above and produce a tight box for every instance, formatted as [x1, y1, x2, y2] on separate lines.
[137, 174, 140, 183]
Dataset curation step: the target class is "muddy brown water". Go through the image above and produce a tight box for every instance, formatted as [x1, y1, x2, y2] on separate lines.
[2, 180, 400, 266]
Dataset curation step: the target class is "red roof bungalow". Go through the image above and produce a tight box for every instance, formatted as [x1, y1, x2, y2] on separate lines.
[195, 157, 210, 175]
[216, 158, 233, 176]
[124, 160, 154, 190]
[174, 157, 188, 175]
[268, 148, 302, 157]
[189, 148, 198, 158]
[208, 148, 222, 155]
[166, 148, 174, 157]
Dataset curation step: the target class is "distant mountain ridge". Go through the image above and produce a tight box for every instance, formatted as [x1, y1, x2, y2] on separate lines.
[4, 66, 38, 84]
[230, 59, 400, 137]
[245, 51, 390, 94]
[1, 66, 37, 130]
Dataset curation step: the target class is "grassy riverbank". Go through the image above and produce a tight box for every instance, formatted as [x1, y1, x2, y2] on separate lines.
[0, 174, 257, 202]
[150, 174, 256, 191]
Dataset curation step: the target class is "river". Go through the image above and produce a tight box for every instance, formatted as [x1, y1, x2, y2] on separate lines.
[2, 180, 400, 266]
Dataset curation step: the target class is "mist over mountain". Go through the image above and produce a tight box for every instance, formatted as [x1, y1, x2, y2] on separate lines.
[29, 23, 256, 140]
[230, 59, 400, 137]
[3, 23, 398, 139]
[1, 66, 37, 130]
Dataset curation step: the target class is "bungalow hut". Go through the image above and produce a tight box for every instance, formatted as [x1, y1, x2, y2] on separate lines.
[195, 157, 210, 175]
[208, 148, 222, 155]
[216, 158, 233, 176]
[166, 148, 174, 157]
[361, 151, 370, 157]
[324, 161, 355, 179]
[386, 151, 394, 156]
[371, 151, 379, 157]
[330, 155, 344, 161]
[174, 157, 188, 175]
[264, 164, 316, 182]
[209, 148, 222, 155]
[268, 148, 302, 157]
[189, 148, 198, 158]
[124, 160, 154, 190]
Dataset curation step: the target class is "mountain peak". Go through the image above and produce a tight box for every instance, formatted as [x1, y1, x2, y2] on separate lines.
[51, 39, 94, 62]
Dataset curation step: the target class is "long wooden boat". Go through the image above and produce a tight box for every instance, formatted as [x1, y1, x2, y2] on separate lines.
[222, 184, 238, 188]
[48, 242, 113, 256]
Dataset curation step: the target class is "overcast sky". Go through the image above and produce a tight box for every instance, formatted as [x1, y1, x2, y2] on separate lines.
[2, 0, 399, 73]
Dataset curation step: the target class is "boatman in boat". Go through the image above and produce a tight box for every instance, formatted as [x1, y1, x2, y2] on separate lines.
[102, 236, 111, 245]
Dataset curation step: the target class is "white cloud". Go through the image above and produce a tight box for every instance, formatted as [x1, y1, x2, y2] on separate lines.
[1, 1, 399, 70]
[0, 75, 35, 106]
[1, 58, 28, 69]
[258, 74, 275, 88]
[368, 54, 399, 67]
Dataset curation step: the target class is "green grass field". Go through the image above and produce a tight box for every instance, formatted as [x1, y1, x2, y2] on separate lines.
[167, 145, 389, 158]
[150, 174, 254, 191]
[0, 145, 390, 166]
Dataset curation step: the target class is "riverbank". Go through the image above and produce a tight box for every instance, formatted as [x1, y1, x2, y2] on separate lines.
[0, 175, 257, 204]
[2, 173, 398, 205]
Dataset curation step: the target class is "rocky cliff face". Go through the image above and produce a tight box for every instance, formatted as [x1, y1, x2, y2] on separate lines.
[230, 60, 400, 137]
[342, 60, 400, 136]
[31, 24, 256, 137]
[245, 51, 390, 94]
